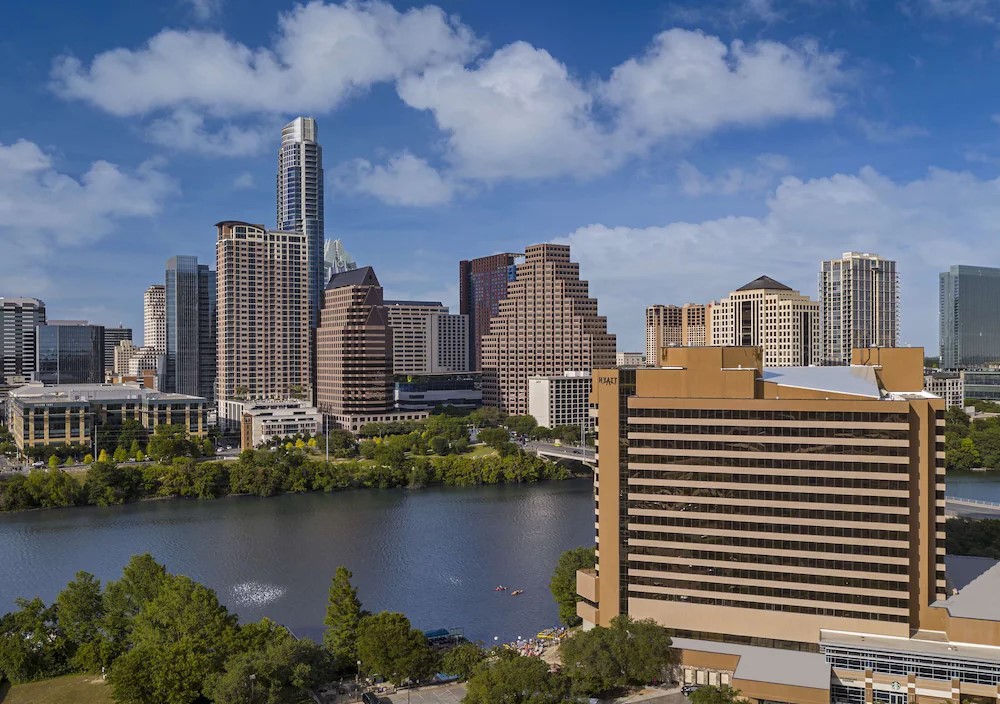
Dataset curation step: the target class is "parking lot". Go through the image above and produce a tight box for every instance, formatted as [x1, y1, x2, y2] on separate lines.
[384, 684, 466, 703]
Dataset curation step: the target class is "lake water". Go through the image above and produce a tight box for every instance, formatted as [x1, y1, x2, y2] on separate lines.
[947, 472, 1000, 503]
[0, 480, 595, 644]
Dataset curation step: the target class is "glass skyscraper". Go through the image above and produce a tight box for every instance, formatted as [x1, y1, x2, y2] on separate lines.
[277, 117, 324, 328]
[939, 265, 1000, 369]
[36, 320, 104, 385]
[165, 256, 216, 402]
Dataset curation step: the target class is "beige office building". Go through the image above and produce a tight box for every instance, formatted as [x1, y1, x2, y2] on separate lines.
[215, 221, 312, 418]
[711, 276, 819, 367]
[580, 345, 1000, 704]
[481, 243, 615, 414]
[385, 301, 469, 374]
[820, 252, 899, 366]
[143, 284, 166, 354]
[646, 303, 710, 364]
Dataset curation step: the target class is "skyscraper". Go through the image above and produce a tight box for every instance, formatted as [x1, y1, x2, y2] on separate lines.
[216, 222, 311, 413]
[36, 320, 104, 384]
[144, 284, 166, 354]
[480, 243, 616, 414]
[165, 256, 216, 402]
[277, 117, 324, 326]
[459, 253, 520, 371]
[102, 325, 133, 373]
[324, 239, 357, 284]
[939, 265, 1000, 369]
[819, 251, 898, 365]
[645, 303, 711, 363]
[710, 276, 819, 367]
[0, 297, 45, 384]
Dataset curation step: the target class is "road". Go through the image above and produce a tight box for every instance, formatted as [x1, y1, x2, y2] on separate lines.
[524, 441, 595, 464]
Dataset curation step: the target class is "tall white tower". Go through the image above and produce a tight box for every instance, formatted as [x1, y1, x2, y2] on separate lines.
[143, 284, 166, 354]
[819, 252, 899, 365]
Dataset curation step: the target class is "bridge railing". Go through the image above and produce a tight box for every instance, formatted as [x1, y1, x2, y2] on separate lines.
[946, 496, 1000, 508]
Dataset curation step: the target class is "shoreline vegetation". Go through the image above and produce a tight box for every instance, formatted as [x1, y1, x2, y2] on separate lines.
[0, 409, 587, 513]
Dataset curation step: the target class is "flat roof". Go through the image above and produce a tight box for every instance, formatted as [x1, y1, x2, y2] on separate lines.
[821, 630, 1000, 663]
[762, 366, 882, 398]
[9, 383, 204, 404]
[937, 557, 1000, 622]
[671, 637, 830, 690]
[946, 554, 999, 592]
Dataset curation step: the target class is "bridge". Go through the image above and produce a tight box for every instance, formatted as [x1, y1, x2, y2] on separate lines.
[525, 441, 595, 466]
[946, 496, 1000, 518]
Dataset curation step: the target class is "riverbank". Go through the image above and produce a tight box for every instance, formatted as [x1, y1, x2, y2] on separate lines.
[0, 445, 584, 514]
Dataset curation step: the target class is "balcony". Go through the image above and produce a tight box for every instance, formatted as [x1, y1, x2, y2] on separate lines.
[576, 567, 599, 603]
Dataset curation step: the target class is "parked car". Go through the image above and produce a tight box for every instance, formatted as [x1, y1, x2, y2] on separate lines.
[31, 461, 44, 468]
[682, 685, 701, 696]
[361, 693, 381, 704]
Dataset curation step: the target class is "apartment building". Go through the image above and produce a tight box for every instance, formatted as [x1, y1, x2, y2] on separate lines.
[710, 276, 819, 367]
[0, 297, 45, 385]
[102, 326, 132, 373]
[924, 371, 964, 409]
[216, 221, 311, 420]
[480, 243, 615, 414]
[579, 345, 1000, 704]
[645, 303, 710, 364]
[820, 252, 899, 365]
[527, 371, 593, 430]
[143, 284, 166, 354]
[384, 301, 469, 374]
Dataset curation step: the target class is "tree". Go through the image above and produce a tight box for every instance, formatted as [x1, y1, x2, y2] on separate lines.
[356, 612, 437, 684]
[550, 546, 596, 626]
[506, 415, 538, 436]
[108, 574, 240, 704]
[478, 427, 510, 450]
[146, 424, 197, 461]
[463, 652, 569, 704]
[559, 615, 676, 696]
[100, 554, 171, 665]
[0, 597, 70, 683]
[323, 566, 363, 668]
[206, 629, 336, 704]
[468, 406, 502, 427]
[441, 642, 486, 680]
[129, 440, 142, 459]
[83, 453, 94, 465]
[429, 435, 451, 455]
[56, 571, 104, 672]
[113, 446, 128, 463]
[48, 454, 60, 469]
[97, 448, 109, 463]
[691, 685, 743, 704]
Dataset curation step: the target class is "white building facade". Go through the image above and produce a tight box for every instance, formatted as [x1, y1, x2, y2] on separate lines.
[528, 371, 593, 430]
[820, 252, 899, 365]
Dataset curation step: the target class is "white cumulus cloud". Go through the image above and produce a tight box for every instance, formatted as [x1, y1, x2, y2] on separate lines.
[342, 151, 455, 206]
[557, 165, 1000, 351]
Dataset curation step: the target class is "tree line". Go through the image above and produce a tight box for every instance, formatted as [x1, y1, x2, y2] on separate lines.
[945, 407, 1000, 471]
[0, 443, 571, 512]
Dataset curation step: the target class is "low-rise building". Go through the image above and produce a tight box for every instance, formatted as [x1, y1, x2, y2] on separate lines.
[394, 373, 482, 411]
[238, 400, 323, 450]
[964, 369, 1000, 402]
[616, 352, 646, 367]
[925, 370, 964, 408]
[527, 371, 593, 430]
[6, 382, 208, 452]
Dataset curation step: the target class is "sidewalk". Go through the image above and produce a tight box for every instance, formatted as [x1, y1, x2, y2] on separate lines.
[385, 683, 466, 703]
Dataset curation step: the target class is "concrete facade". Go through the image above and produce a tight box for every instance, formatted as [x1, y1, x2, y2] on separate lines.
[617, 352, 646, 367]
[645, 303, 710, 364]
[216, 222, 311, 408]
[820, 252, 899, 366]
[481, 244, 615, 414]
[527, 371, 593, 430]
[383, 301, 468, 374]
[143, 284, 166, 354]
[238, 400, 322, 449]
[924, 371, 964, 409]
[1, 297, 45, 385]
[711, 276, 820, 367]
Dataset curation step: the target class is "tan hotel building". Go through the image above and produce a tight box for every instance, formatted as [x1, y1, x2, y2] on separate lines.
[580, 345, 1000, 704]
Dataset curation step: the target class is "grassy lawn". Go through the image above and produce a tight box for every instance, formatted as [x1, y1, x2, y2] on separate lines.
[1, 674, 113, 704]
[463, 445, 498, 458]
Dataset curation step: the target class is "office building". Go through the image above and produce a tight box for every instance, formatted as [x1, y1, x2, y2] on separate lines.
[144, 284, 166, 354]
[459, 253, 520, 371]
[316, 267, 427, 432]
[165, 256, 216, 403]
[7, 382, 207, 453]
[820, 252, 898, 365]
[617, 352, 646, 367]
[36, 320, 104, 385]
[113, 340, 163, 378]
[384, 300, 469, 375]
[102, 326, 133, 372]
[527, 371, 593, 430]
[963, 369, 1000, 402]
[576, 346, 1000, 704]
[277, 117, 324, 326]
[481, 244, 615, 414]
[645, 303, 710, 364]
[216, 222, 311, 418]
[710, 276, 819, 367]
[394, 373, 482, 411]
[924, 370, 964, 409]
[1, 297, 45, 385]
[238, 400, 323, 450]
[939, 265, 1000, 369]
[324, 239, 357, 284]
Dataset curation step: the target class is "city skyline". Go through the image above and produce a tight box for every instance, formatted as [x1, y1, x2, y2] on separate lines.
[6, 1, 1000, 352]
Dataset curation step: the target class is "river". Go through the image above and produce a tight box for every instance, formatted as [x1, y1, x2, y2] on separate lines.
[0, 480, 595, 644]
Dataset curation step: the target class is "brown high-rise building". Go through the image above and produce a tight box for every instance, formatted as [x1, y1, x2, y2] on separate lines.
[459, 252, 519, 371]
[315, 267, 394, 417]
[215, 221, 311, 417]
[579, 346, 1000, 703]
[645, 303, 711, 363]
[481, 243, 615, 414]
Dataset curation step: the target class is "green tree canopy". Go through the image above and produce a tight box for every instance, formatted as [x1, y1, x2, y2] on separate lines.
[56, 571, 105, 672]
[463, 652, 569, 704]
[441, 642, 486, 680]
[691, 685, 743, 704]
[324, 566, 363, 668]
[356, 612, 437, 684]
[0, 597, 70, 683]
[549, 546, 596, 626]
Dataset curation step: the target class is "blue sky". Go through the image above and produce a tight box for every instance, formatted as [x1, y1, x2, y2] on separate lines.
[3, 0, 1000, 352]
